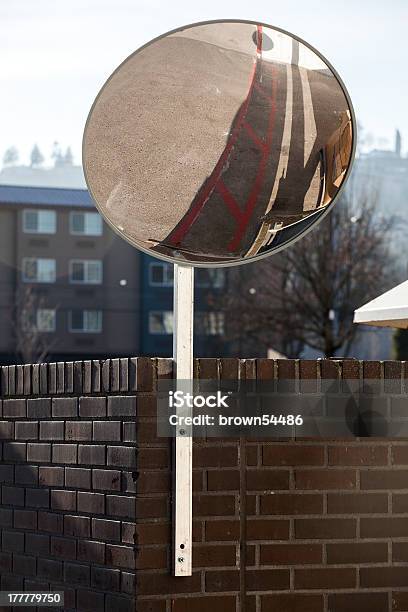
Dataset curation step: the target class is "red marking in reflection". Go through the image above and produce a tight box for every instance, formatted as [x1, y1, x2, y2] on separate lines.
[244, 121, 267, 152]
[168, 29, 261, 247]
[216, 180, 245, 223]
[228, 71, 277, 251]
[256, 24, 262, 55]
[253, 81, 275, 102]
[168, 24, 278, 253]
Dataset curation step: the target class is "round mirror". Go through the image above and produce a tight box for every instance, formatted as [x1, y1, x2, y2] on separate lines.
[83, 20, 355, 266]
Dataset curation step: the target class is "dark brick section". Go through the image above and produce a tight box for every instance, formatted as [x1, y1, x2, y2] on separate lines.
[0, 357, 147, 612]
[1, 357, 408, 612]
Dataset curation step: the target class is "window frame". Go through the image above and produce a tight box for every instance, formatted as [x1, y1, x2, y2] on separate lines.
[195, 311, 225, 336]
[69, 211, 103, 236]
[36, 308, 56, 333]
[148, 310, 174, 335]
[22, 209, 57, 235]
[148, 262, 174, 287]
[69, 259, 103, 285]
[22, 257, 56, 283]
[68, 309, 103, 333]
[195, 268, 225, 288]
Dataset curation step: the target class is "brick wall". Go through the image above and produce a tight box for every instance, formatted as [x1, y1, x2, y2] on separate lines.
[1, 358, 408, 612]
[0, 358, 146, 612]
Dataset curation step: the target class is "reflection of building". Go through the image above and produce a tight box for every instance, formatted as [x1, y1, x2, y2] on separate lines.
[0, 185, 228, 363]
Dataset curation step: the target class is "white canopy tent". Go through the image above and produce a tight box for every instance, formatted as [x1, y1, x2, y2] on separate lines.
[354, 280, 408, 329]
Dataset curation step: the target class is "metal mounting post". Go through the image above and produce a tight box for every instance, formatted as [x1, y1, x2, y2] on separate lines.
[173, 263, 194, 576]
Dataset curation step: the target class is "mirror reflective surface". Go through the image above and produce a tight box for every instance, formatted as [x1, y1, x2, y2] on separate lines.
[83, 20, 355, 266]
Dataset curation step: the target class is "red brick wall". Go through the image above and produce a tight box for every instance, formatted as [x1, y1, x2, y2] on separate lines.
[1, 358, 408, 612]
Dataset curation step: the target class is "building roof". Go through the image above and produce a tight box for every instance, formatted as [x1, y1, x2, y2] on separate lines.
[0, 184, 95, 208]
[354, 280, 408, 329]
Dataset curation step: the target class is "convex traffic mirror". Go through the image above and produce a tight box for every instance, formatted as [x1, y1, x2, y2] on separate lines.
[83, 20, 355, 266]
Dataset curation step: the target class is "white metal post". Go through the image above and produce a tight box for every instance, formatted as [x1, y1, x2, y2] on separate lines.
[173, 263, 194, 576]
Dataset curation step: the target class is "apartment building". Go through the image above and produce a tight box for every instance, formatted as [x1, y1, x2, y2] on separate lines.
[0, 185, 229, 363]
[0, 185, 141, 363]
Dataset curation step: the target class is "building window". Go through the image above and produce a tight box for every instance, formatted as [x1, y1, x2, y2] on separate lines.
[22, 258, 56, 283]
[69, 260, 102, 284]
[70, 212, 103, 236]
[36, 309, 56, 332]
[23, 209, 56, 234]
[148, 310, 224, 335]
[69, 310, 102, 333]
[149, 262, 174, 286]
[195, 311, 225, 335]
[149, 311, 173, 334]
[195, 269, 225, 288]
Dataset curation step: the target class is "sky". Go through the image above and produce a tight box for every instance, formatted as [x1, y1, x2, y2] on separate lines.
[1, 0, 407, 166]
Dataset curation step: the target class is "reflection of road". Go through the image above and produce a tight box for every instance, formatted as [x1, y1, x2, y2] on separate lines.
[155, 28, 348, 261]
[84, 23, 255, 257]
[155, 26, 286, 261]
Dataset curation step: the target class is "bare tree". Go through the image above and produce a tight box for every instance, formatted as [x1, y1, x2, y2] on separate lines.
[13, 286, 57, 363]
[221, 192, 397, 357]
[219, 263, 303, 357]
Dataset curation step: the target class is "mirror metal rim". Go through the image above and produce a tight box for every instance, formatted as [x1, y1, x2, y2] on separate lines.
[82, 18, 357, 268]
